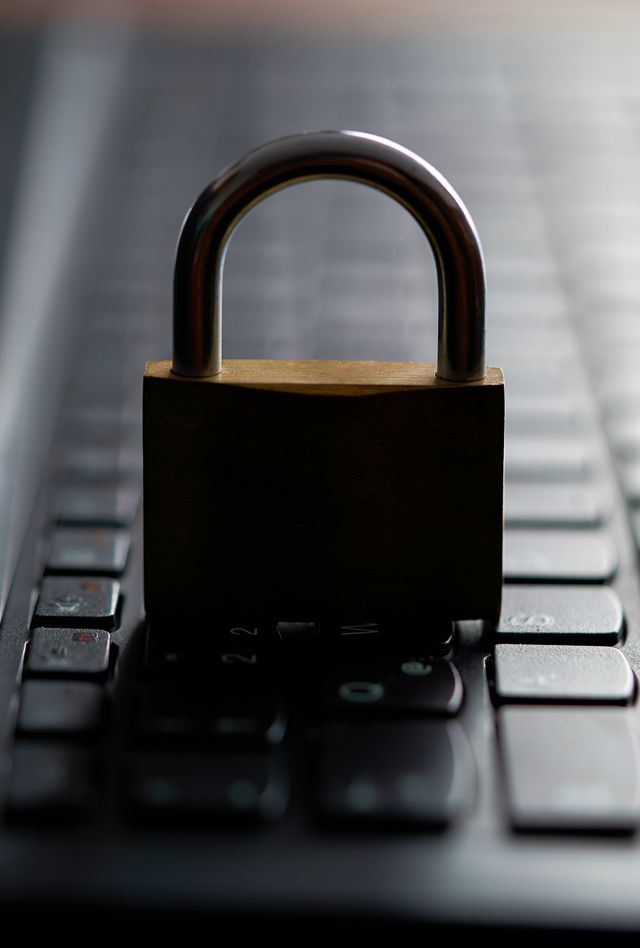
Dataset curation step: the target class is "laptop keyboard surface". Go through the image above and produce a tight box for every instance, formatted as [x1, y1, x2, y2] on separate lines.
[2, 11, 640, 931]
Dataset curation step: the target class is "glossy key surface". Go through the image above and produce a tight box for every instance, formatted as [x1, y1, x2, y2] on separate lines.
[505, 484, 605, 528]
[493, 644, 635, 703]
[499, 707, 640, 832]
[318, 720, 473, 826]
[496, 586, 624, 643]
[136, 684, 286, 746]
[17, 680, 105, 734]
[144, 623, 279, 682]
[505, 437, 594, 481]
[33, 577, 120, 629]
[504, 531, 618, 583]
[47, 527, 130, 576]
[323, 658, 463, 715]
[126, 751, 289, 822]
[26, 628, 110, 677]
[57, 483, 139, 526]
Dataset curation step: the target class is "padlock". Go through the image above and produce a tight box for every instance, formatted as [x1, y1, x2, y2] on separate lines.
[143, 130, 504, 623]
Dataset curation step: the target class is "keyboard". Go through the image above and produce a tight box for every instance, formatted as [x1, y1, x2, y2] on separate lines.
[2, 7, 640, 932]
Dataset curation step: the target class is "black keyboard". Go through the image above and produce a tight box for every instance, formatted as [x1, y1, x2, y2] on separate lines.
[2, 10, 640, 933]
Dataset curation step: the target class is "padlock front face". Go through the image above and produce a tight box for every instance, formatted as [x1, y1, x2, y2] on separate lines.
[143, 360, 504, 622]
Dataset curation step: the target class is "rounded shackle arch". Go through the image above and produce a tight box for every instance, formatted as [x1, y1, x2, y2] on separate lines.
[172, 130, 486, 382]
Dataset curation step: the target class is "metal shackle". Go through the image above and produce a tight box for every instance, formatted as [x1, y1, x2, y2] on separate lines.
[172, 130, 486, 382]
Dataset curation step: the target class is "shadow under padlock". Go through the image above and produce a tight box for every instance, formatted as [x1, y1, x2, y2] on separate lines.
[143, 130, 505, 624]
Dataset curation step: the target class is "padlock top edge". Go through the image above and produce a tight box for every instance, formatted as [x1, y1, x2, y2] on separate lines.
[145, 359, 503, 391]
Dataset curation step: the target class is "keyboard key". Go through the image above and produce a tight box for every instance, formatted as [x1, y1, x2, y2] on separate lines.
[136, 685, 286, 745]
[505, 437, 594, 481]
[47, 527, 130, 576]
[7, 743, 96, 819]
[506, 396, 589, 435]
[17, 680, 105, 735]
[61, 408, 140, 446]
[26, 628, 110, 677]
[145, 622, 280, 681]
[630, 511, 640, 554]
[619, 462, 640, 504]
[493, 644, 635, 703]
[607, 418, 640, 459]
[318, 618, 454, 652]
[499, 707, 640, 832]
[318, 721, 473, 826]
[504, 530, 618, 583]
[33, 577, 119, 629]
[57, 483, 139, 526]
[505, 484, 605, 527]
[507, 372, 584, 400]
[323, 658, 463, 715]
[126, 751, 289, 822]
[61, 445, 141, 480]
[496, 585, 623, 643]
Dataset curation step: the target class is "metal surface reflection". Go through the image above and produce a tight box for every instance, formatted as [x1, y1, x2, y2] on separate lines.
[172, 130, 486, 382]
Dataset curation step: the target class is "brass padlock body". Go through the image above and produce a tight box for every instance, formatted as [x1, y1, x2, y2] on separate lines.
[143, 359, 504, 621]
